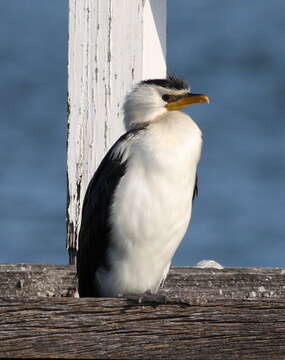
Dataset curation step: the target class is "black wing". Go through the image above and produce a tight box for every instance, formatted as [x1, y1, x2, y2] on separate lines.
[192, 174, 198, 201]
[77, 127, 145, 297]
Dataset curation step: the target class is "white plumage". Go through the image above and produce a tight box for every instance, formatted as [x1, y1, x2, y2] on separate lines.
[77, 76, 209, 297]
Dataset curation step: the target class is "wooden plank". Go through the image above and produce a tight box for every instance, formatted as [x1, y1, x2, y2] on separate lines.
[67, 0, 167, 264]
[1, 265, 285, 301]
[1, 265, 285, 358]
[142, 0, 167, 78]
[1, 296, 285, 359]
[0, 264, 76, 298]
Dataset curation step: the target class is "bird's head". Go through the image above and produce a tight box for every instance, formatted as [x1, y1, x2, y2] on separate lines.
[123, 75, 209, 130]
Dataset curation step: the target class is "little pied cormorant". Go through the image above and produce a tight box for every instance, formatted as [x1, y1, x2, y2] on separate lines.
[77, 75, 209, 297]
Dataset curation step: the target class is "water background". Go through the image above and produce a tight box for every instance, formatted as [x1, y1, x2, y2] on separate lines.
[0, 1, 284, 266]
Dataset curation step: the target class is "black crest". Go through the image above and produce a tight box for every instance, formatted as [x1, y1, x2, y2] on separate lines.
[141, 75, 189, 91]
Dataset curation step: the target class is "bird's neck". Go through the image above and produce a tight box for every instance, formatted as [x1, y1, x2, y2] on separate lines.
[124, 106, 167, 130]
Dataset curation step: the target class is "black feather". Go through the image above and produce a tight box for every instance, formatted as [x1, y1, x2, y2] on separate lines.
[192, 174, 198, 201]
[77, 125, 146, 297]
[141, 75, 189, 91]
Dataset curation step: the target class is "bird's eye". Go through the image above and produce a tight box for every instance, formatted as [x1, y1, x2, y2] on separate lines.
[162, 94, 171, 102]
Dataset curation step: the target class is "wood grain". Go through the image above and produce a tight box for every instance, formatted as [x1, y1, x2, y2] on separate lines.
[1, 265, 285, 358]
[0, 264, 76, 298]
[1, 264, 285, 301]
[1, 296, 285, 359]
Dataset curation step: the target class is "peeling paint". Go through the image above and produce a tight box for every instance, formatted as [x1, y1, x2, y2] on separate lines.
[76, 179, 81, 203]
[131, 67, 135, 83]
[66, 94, 71, 117]
[104, 121, 109, 151]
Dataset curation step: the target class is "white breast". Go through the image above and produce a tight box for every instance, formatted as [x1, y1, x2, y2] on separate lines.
[97, 111, 202, 296]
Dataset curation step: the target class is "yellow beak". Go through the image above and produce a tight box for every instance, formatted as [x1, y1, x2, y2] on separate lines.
[165, 93, 210, 111]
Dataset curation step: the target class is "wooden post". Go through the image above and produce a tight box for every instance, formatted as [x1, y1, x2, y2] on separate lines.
[67, 0, 167, 264]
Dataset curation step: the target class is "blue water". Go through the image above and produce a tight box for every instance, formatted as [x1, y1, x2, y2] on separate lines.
[0, 1, 284, 266]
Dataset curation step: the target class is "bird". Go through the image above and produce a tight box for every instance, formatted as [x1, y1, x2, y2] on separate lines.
[77, 75, 209, 297]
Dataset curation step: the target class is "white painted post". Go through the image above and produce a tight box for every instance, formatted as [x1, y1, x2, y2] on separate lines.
[67, 0, 167, 264]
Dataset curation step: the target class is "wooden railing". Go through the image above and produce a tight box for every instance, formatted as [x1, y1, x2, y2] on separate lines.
[1, 265, 285, 359]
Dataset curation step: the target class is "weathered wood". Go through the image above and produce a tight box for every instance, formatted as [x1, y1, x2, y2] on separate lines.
[1, 296, 285, 359]
[1, 265, 285, 301]
[67, 0, 167, 264]
[1, 265, 285, 359]
[0, 264, 76, 298]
